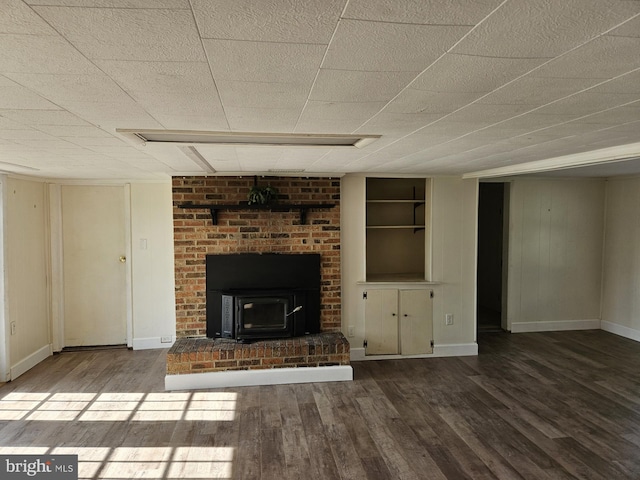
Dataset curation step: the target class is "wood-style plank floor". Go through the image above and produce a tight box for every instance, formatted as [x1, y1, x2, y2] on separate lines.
[2, 330, 640, 479]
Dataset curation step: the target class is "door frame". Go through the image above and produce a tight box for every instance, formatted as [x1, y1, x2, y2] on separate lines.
[49, 182, 133, 351]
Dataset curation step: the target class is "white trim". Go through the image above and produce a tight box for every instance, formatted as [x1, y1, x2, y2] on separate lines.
[350, 342, 478, 361]
[10, 344, 52, 380]
[132, 336, 175, 350]
[165, 365, 353, 390]
[601, 321, 640, 343]
[464, 142, 640, 179]
[0, 177, 7, 382]
[123, 184, 133, 349]
[510, 319, 601, 333]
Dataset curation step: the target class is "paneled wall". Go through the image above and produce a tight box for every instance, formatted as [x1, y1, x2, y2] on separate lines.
[507, 178, 605, 331]
[172, 176, 341, 337]
[601, 177, 640, 339]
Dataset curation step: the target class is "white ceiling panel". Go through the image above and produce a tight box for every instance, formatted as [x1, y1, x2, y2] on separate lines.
[0, 34, 100, 74]
[224, 107, 300, 132]
[385, 89, 482, 115]
[0, 1, 639, 178]
[191, 0, 344, 44]
[1, 0, 57, 35]
[295, 101, 386, 134]
[453, 0, 640, 58]
[33, 6, 205, 61]
[323, 20, 470, 72]
[344, 0, 501, 25]
[216, 80, 308, 110]
[410, 54, 545, 94]
[476, 77, 603, 106]
[310, 69, 417, 103]
[204, 40, 325, 85]
[532, 36, 640, 80]
[5, 73, 132, 104]
[24, 1, 189, 7]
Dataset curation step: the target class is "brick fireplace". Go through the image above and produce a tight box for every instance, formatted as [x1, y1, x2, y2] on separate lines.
[168, 176, 350, 387]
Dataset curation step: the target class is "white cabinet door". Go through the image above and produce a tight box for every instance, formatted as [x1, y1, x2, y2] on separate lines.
[364, 289, 398, 354]
[365, 289, 433, 355]
[399, 290, 433, 355]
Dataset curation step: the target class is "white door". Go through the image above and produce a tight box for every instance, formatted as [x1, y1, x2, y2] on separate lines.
[62, 185, 128, 346]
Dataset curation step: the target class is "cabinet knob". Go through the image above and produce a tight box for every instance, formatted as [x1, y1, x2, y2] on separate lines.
[404, 314, 408, 317]
[391, 313, 396, 316]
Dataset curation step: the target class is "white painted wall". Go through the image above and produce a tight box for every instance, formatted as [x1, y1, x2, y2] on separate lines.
[601, 177, 640, 341]
[130, 183, 176, 349]
[3, 177, 51, 380]
[342, 175, 478, 359]
[506, 178, 605, 332]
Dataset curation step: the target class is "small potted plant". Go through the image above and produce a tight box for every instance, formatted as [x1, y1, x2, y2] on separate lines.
[247, 184, 278, 205]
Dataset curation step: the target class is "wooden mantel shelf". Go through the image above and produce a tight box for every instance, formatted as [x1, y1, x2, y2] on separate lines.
[178, 202, 336, 225]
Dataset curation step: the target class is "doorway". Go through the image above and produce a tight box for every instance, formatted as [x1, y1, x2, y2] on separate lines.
[477, 182, 507, 333]
[61, 185, 129, 347]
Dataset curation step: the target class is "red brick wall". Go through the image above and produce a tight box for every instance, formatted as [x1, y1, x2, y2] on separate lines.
[172, 176, 341, 337]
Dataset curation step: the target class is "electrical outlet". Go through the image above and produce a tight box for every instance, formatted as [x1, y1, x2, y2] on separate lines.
[10, 322, 16, 335]
[161, 336, 172, 343]
[347, 326, 355, 337]
[445, 314, 453, 326]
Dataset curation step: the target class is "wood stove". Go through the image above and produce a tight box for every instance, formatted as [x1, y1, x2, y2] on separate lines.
[206, 254, 321, 340]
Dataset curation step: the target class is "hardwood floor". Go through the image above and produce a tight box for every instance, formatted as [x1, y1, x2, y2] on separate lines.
[2, 330, 640, 479]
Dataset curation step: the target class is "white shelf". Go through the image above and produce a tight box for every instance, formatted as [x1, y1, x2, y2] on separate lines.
[366, 225, 425, 229]
[366, 199, 425, 203]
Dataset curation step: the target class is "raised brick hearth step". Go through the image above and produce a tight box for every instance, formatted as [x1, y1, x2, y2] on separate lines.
[167, 332, 350, 375]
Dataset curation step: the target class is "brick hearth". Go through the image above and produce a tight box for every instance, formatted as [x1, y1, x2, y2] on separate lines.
[167, 332, 350, 375]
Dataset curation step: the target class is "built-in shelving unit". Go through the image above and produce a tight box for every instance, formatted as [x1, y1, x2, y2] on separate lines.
[366, 178, 429, 282]
[178, 202, 335, 225]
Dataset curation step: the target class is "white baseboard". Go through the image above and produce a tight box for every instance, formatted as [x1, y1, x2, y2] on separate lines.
[350, 343, 478, 361]
[510, 319, 600, 333]
[165, 365, 353, 391]
[10, 344, 52, 380]
[601, 321, 640, 343]
[132, 336, 175, 350]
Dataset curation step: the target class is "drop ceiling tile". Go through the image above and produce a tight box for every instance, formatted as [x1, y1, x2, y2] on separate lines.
[385, 89, 482, 115]
[34, 125, 112, 137]
[63, 101, 163, 129]
[357, 112, 444, 136]
[215, 80, 308, 110]
[0, 84, 59, 110]
[589, 70, 640, 94]
[536, 92, 640, 117]
[576, 104, 640, 125]
[310, 69, 417, 103]
[151, 114, 230, 131]
[0, 109, 88, 126]
[25, 1, 188, 7]
[204, 40, 325, 85]
[0, 34, 101, 74]
[62, 136, 125, 147]
[323, 19, 470, 72]
[608, 14, 640, 38]
[0, 128, 56, 141]
[295, 100, 386, 133]
[6, 73, 132, 104]
[532, 36, 640, 79]
[1, 0, 58, 35]
[476, 77, 602, 106]
[191, 0, 344, 43]
[33, 6, 205, 61]
[410, 54, 544, 94]
[225, 107, 300, 132]
[453, 0, 640, 58]
[344, 0, 501, 25]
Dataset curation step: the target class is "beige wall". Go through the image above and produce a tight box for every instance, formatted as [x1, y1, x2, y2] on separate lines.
[601, 177, 640, 339]
[4, 177, 50, 380]
[342, 175, 478, 358]
[506, 178, 605, 332]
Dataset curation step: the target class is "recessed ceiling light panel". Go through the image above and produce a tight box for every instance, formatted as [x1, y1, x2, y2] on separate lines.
[116, 129, 380, 148]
